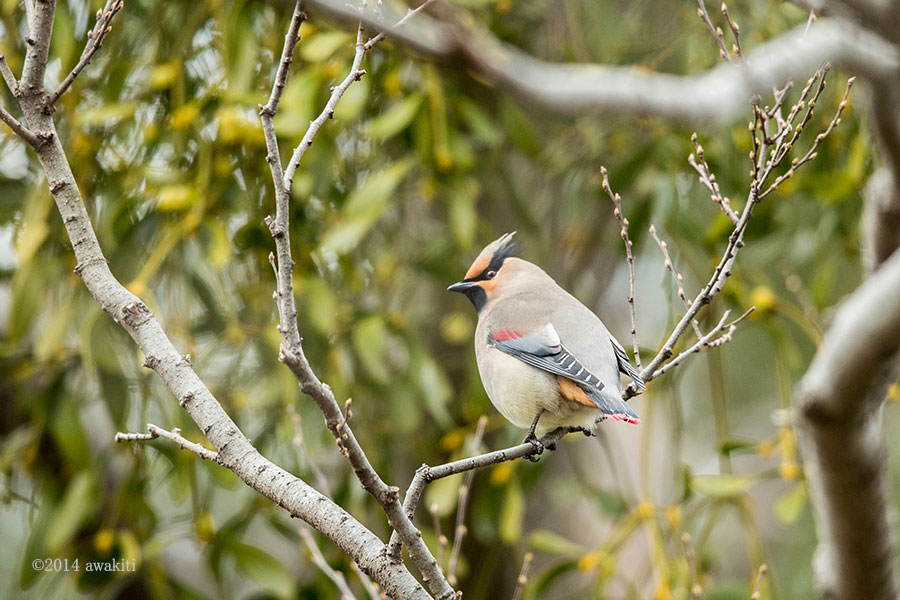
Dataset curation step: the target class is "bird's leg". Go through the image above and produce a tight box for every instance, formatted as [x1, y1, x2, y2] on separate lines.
[522, 410, 545, 462]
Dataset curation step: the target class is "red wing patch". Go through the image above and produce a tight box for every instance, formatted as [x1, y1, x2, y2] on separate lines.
[492, 329, 523, 341]
[606, 412, 641, 425]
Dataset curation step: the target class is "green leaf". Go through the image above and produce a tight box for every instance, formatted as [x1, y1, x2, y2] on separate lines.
[691, 474, 754, 499]
[367, 95, 423, 139]
[46, 472, 97, 554]
[299, 31, 352, 63]
[0, 426, 37, 472]
[447, 178, 479, 249]
[232, 543, 294, 599]
[717, 436, 759, 454]
[774, 483, 808, 526]
[333, 76, 369, 121]
[418, 356, 453, 428]
[352, 315, 390, 383]
[425, 473, 463, 518]
[528, 529, 585, 556]
[499, 479, 525, 544]
[320, 160, 413, 255]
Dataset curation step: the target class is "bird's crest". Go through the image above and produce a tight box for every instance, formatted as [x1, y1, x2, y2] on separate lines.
[464, 231, 520, 280]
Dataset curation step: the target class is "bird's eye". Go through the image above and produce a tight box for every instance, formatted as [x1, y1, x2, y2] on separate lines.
[485, 270, 497, 279]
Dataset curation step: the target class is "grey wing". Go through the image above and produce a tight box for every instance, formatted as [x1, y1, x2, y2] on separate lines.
[488, 326, 605, 393]
[610, 336, 646, 390]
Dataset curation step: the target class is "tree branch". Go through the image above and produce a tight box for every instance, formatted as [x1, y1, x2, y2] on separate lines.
[304, 0, 897, 122]
[0, 105, 39, 146]
[601, 166, 641, 369]
[259, 3, 454, 597]
[300, 527, 359, 600]
[796, 248, 900, 600]
[19, 0, 56, 95]
[7, 3, 432, 596]
[0, 50, 18, 93]
[48, 0, 123, 105]
[115, 423, 220, 462]
[386, 427, 571, 558]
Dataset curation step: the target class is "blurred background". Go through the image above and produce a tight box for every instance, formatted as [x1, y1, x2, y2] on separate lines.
[0, 0, 878, 598]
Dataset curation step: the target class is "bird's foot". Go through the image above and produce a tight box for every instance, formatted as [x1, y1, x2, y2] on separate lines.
[522, 434, 544, 462]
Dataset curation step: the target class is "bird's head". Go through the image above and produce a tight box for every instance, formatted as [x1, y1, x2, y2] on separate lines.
[448, 231, 519, 312]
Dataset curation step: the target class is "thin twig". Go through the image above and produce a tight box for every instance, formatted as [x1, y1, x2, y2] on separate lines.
[601, 166, 641, 369]
[447, 415, 487, 586]
[0, 106, 39, 146]
[761, 76, 854, 199]
[387, 427, 571, 558]
[259, 3, 454, 597]
[750, 563, 767, 599]
[115, 424, 220, 462]
[696, 0, 733, 63]
[49, 0, 123, 104]
[300, 527, 358, 600]
[431, 503, 448, 571]
[511, 552, 533, 600]
[363, 0, 436, 50]
[720, 3, 742, 60]
[681, 533, 702, 600]
[689, 132, 739, 224]
[649, 307, 754, 381]
[350, 561, 382, 600]
[0, 50, 17, 93]
[282, 6, 368, 189]
[649, 224, 703, 339]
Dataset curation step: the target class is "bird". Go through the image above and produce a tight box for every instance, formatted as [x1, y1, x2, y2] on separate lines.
[448, 232, 644, 457]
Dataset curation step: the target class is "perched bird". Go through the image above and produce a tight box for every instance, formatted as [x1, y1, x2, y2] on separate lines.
[448, 232, 644, 455]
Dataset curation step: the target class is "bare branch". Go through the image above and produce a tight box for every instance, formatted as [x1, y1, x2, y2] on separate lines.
[0, 50, 17, 93]
[304, 0, 898, 122]
[300, 527, 359, 600]
[750, 564, 767, 599]
[259, 4, 453, 597]
[0, 106, 40, 146]
[281, 15, 368, 189]
[511, 552, 533, 600]
[115, 424, 220, 462]
[761, 76, 855, 199]
[647, 307, 753, 382]
[720, 3, 742, 60]
[351, 561, 382, 600]
[649, 224, 703, 339]
[446, 416, 487, 586]
[363, 0, 436, 51]
[696, 0, 733, 63]
[19, 0, 56, 95]
[388, 426, 572, 559]
[796, 249, 900, 599]
[49, 0, 123, 104]
[689, 132, 738, 223]
[601, 166, 641, 368]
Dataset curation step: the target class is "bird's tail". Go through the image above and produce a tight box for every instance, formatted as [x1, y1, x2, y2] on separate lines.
[587, 388, 640, 425]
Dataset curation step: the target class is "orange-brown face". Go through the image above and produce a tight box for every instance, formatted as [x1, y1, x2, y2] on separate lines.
[448, 232, 517, 311]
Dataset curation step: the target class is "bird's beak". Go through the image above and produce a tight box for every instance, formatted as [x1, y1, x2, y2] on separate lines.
[447, 281, 479, 293]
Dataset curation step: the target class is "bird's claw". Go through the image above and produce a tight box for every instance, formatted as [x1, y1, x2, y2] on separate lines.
[523, 435, 544, 462]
